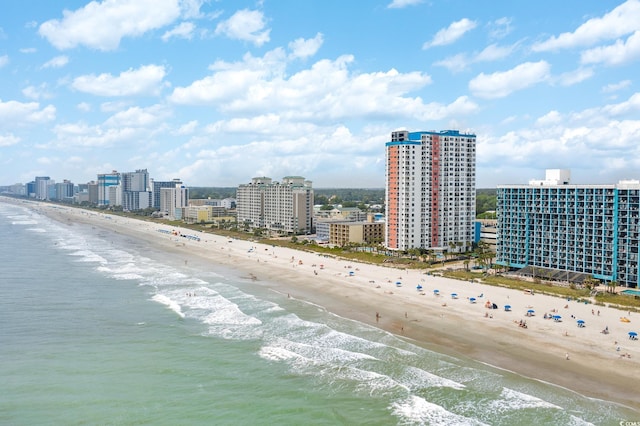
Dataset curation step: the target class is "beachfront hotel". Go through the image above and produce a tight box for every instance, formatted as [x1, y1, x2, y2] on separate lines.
[236, 176, 313, 235]
[496, 169, 640, 288]
[385, 130, 476, 252]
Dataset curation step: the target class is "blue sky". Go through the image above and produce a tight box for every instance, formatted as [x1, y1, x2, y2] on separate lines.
[1, 0, 639, 188]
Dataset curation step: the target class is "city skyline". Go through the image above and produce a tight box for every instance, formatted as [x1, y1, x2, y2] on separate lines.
[1, 1, 640, 188]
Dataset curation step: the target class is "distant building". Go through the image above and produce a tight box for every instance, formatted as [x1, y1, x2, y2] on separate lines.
[329, 220, 385, 247]
[497, 169, 640, 288]
[385, 130, 476, 252]
[121, 169, 151, 211]
[151, 178, 182, 209]
[35, 176, 51, 200]
[97, 171, 120, 206]
[236, 176, 314, 234]
[160, 183, 189, 219]
[54, 180, 75, 202]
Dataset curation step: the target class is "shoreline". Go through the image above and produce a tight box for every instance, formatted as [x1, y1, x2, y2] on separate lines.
[6, 197, 640, 411]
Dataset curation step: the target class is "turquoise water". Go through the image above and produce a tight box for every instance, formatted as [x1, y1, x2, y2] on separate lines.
[0, 201, 638, 425]
[621, 289, 640, 297]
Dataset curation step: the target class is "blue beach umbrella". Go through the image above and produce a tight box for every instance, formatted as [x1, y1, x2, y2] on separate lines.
[504, 305, 511, 311]
[527, 309, 535, 313]
[416, 284, 423, 290]
[577, 319, 585, 324]
[629, 331, 638, 337]
[433, 289, 439, 294]
[451, 293, 458, 298]
[470, 297, 476, 303]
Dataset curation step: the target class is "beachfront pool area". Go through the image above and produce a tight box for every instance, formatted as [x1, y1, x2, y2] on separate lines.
[621, 289, 640, 296]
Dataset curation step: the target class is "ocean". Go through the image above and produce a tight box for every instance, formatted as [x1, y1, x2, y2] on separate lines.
[0, 201, 637, 426]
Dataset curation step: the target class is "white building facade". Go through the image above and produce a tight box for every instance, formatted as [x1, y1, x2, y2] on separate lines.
[236, 176, 313, 234]
[385, 130, 476, 251]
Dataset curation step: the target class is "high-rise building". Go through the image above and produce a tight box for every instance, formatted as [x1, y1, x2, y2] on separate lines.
[385, 130, 476, 252]
[121, 169, 151, 211]
[34, 176, 51, 200]
[497, 169, 640, 288]
[97, 171, 120, 206]
[160, 183, 189, 219]
[236, 176, 314, 235]
[151, 178, 182, 209]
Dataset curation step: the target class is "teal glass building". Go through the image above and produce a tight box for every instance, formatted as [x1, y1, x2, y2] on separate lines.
[496, 170, 639, 288]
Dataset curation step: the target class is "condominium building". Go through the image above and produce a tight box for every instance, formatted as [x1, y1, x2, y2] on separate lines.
[97, 171, 120, 206]
[151, 178, 183, 209]
[34, 176, 51, 200]
[496, 169, 639, 288]
[329, 221, 385, 247]
[236, 176, 313, 234]
[121, 169, 151, 211]
[385, 130, 476, 251]
[160, 183, 189, 219]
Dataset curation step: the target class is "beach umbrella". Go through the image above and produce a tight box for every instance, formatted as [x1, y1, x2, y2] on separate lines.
[433, 289, 439, 294]
[416, 284, 423, 290]
[527, 309, 535, 313]
[396, 281, 402, 287]
[629, 331, 638, 337]
[470, 297, 476, 303]
[451, 293, 458, 298]
[504, 305, 511, 311]
[577, 319, 585, 324]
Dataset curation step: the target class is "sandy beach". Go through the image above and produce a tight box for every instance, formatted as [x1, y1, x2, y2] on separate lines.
[9, 198, 640, 411]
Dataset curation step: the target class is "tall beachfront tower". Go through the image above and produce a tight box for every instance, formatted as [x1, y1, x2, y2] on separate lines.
[385, 130, 476, 252]
[97, 171, 120, 206]
[497, 169, 640, 289]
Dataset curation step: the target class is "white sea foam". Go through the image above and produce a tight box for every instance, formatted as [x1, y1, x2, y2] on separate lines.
[391, 395, 488, 426]
[12, 220, 38, 225]
[26, 228, 46, 233]
[258, 346, 307, 362]
[489, 387, 562, 412]
[68, 249, 107, 263]
[151, 294, 185, 318]
[400, 366, 466, 391]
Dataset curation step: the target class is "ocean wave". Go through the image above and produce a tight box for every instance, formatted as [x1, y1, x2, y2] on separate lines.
[151, 294, 185, 318]
[391, 395, 488, 426]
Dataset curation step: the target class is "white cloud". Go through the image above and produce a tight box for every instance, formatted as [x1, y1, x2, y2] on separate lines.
[488, 17, 513, 40]
[532, 0, 640, 52]
[469, 61, 551, 99]
[387, 0, 423, 9]
[555, 67, 594, 86]
[161, 22, 195, 41]
[580, 30, 640, 66]
[423, 18, 477, 49]
[215, 9, 270, 47]
[0, 99, 56, 125]
[479, 93, 640, 184]
[0, 133, 20, 147]
[38, 0, 182, 51]
[103, 105, 171, 127]
[77, 102, 92, 112]
[174, 120, 198, 135]
[42, 55, 69, 68]
[22, 84, 54, 100]
[19, 47, 36, 54]
[51, 122, 149, 148]
[602, 80, 632, 93]
[436, 43, 515, 72]
[535, 110, 563, 126]
[168, 50, 471, 123]
[288, 33, 324, 59]
[71, 64, 167, 97]
[0, 55, 8, 68]
[180, 0, 205, 19]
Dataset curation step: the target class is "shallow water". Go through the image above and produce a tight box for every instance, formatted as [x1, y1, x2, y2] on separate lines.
[0, 201, 637, 425]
